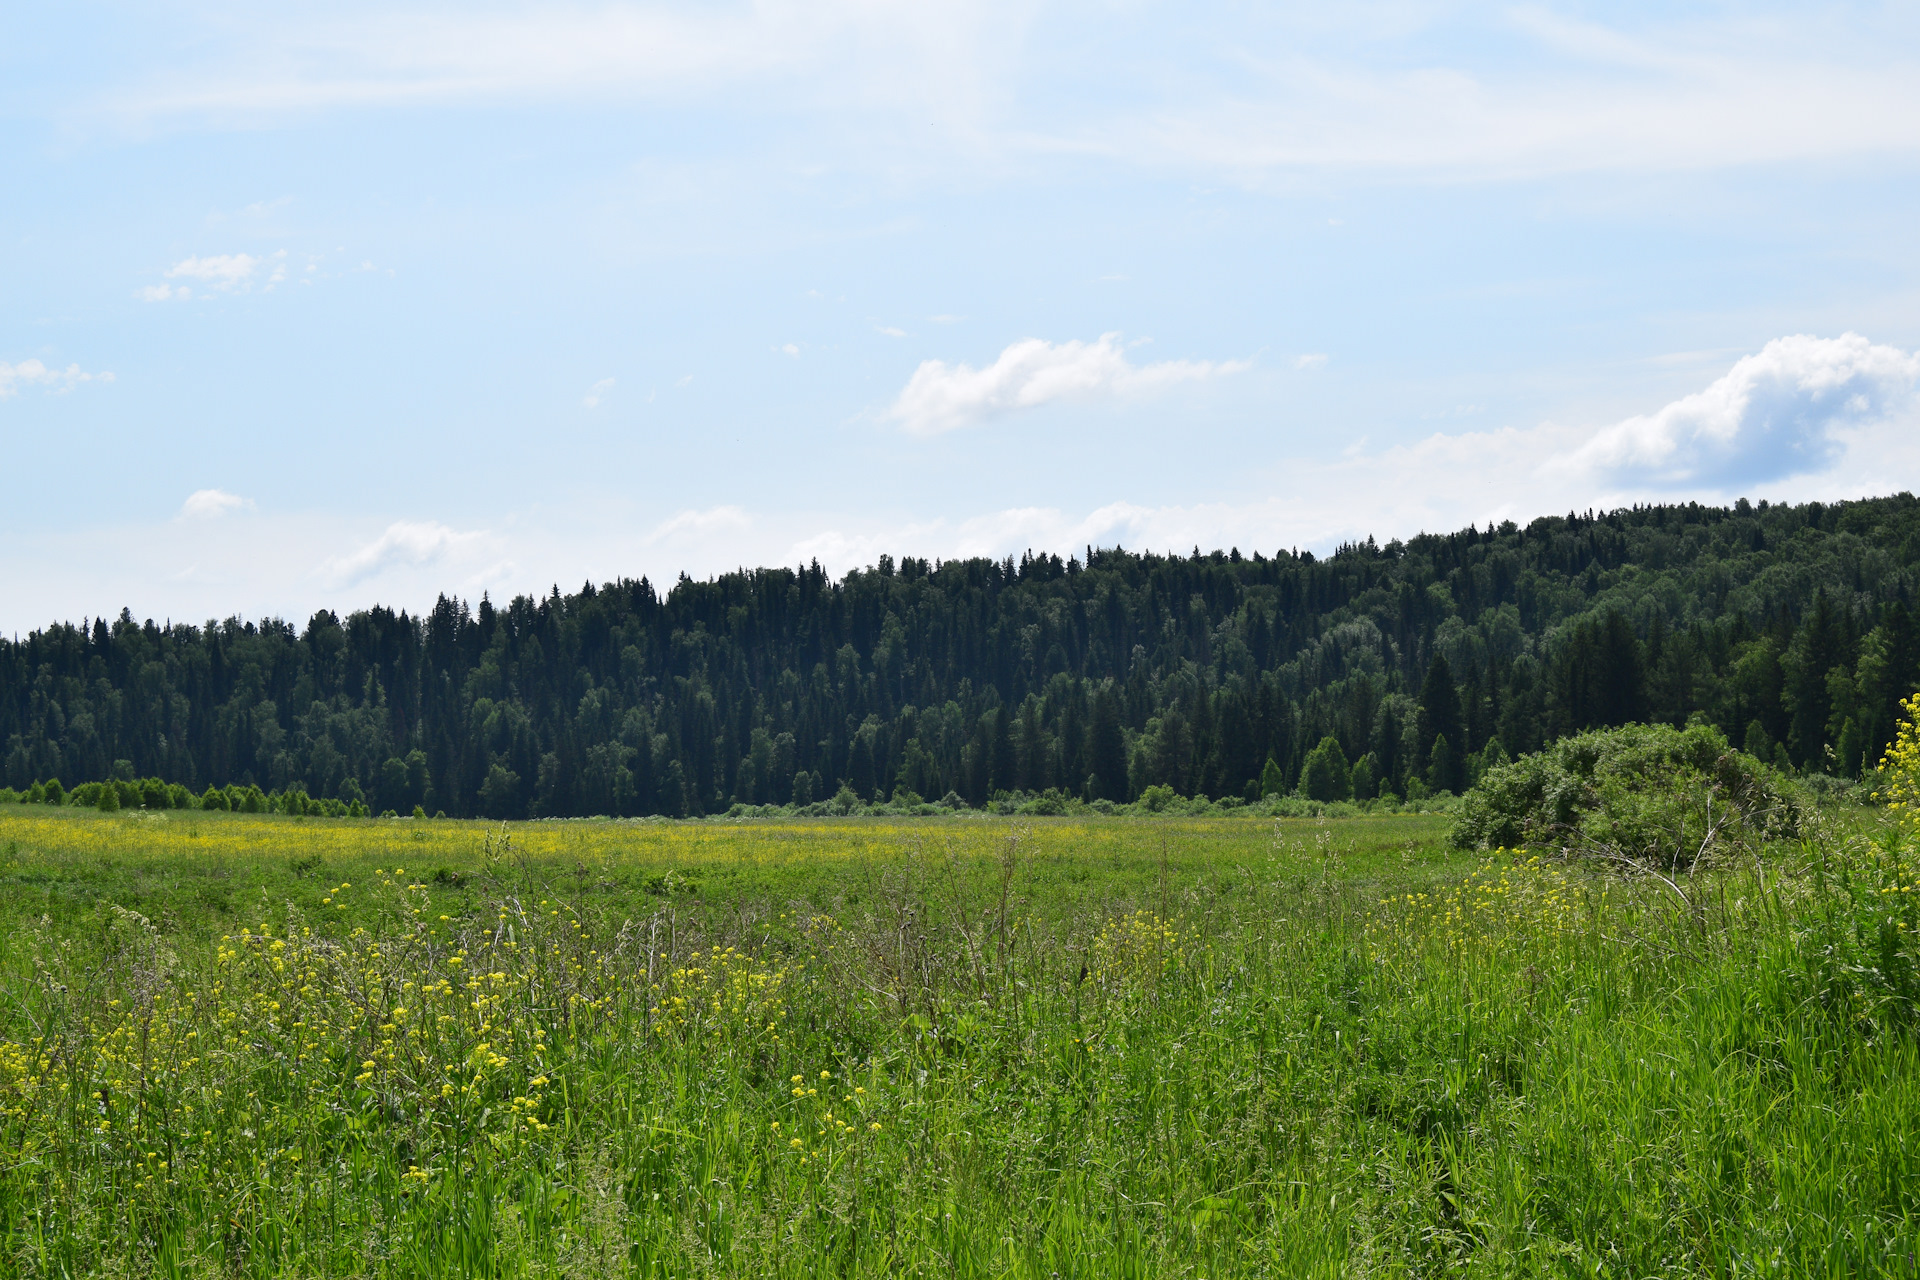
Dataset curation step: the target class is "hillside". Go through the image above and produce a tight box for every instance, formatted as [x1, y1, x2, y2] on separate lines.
[5, 494, 1919, 817]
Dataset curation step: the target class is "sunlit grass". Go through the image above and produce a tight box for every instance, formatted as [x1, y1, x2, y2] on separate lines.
[0, 806, 1913, 1276]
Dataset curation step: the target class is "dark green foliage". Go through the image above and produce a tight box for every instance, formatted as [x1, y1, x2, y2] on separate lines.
[1350, 751, 1380, 800]
[1426, 732, 1459, 796]
[1417, 654, 1462, 784]
[1299, 735, 1351, 801]
[1453, 722, 1807, 870]
[3, 497, 1920, 816]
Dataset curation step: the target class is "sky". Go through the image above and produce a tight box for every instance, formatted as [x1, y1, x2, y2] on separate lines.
[5, 1, 1920, 633]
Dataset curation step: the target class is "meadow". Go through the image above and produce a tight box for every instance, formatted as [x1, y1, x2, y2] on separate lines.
[0, 805, 1914, 1277]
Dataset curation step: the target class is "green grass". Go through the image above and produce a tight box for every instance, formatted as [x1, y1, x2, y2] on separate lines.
[0, 806, 1914, 1277]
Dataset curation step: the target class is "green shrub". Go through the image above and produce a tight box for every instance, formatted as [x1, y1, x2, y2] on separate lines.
[1017, 789, 1070, 816]
[1136, 784, 1177, 813]
[1452, 722, 1806, 871]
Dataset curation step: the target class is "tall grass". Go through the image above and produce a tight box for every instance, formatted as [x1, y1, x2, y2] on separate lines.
[0, 808, 1913, 1276]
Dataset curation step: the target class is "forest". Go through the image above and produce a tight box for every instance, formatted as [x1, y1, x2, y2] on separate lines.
[4, 493, 1919, 818]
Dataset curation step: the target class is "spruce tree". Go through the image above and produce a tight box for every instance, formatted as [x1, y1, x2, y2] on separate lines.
[1087, 688, 1129, 802]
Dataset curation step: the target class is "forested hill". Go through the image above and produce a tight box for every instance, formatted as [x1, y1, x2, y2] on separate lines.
[6, 494, 1920, 817]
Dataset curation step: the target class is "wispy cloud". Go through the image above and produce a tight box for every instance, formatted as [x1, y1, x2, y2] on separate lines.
[321, 520, 489, 588]
[583, 377, 615, 409]
[1117, 18, 1920, 181]
[889, 333, 1248, 435]
[0, 359, 114, 397]
[102, 0, 1015, 136]
[87, 6, 1920, 185]
[167, 253, 261, 290]
[179, 489, 253, 519]
[645, 506, 750, 544]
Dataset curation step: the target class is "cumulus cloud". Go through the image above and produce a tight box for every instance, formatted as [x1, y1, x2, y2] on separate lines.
[1290, 332, 1920, 543]
[0, 359, 114, 396]
[321, 520, 488, 588]
[1554, 333, 1920, 488]
[889, 333, 1248, 435]
[142, 252, 294, 299]
[179, 489, 253, 519]
[781, 334, 1920, 574]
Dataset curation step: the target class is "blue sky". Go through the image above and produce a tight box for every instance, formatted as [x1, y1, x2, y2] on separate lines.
[5, 1, 1920, 631]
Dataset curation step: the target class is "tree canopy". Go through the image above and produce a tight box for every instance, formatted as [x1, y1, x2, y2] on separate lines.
[4, 495, 1919, 817]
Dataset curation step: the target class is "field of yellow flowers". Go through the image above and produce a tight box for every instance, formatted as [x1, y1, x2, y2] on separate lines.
[0, 803, 1915, 1277]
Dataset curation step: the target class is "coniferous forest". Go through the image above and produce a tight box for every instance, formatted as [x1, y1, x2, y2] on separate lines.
[5, 494, 1920, 818]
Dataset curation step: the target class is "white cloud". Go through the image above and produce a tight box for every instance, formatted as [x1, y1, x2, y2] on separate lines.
[1263, 333, 1920, 546]
[0, 359, 114, 396]
[780, 343, 800, 356]
[583, 377, 615, 409]
[877, 326, 907, 338]
[165, 253, 261, 292]
[889, 333, 1248, 435]
[783, 334, 1920, 573]
[13, 330, 1918, 633]
[645, 506, 750, 544]
[1294, 353, 1328, 370]
[179, 489, 253, 519]
[1554, 333, 1920, 488]
[321, 520, 489, 588]
[142, 251, 293, 299]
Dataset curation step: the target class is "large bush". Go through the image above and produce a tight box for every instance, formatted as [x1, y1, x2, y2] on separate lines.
[1452, 722, 1806, 871]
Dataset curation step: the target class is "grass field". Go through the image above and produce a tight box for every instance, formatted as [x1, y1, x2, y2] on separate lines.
[0, 806, 1915, 1277]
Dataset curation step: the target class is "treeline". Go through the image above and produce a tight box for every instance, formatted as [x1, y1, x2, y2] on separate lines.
[4, 495, 1919, 819]
[0, 774, 372, 818]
